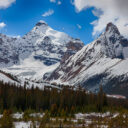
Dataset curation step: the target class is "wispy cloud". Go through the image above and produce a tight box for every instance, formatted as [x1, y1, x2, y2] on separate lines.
[0, 0, 15, 9]
[42, 9, 54, 17]
[58, 1, 62, 5]
[12, 35, 21, 38]
[77, 24, 82, 29]
[50, 0, 62, 5]
[73, 0, 128, 37]
[50, 0, 56, 3]
[0, 22, 6, 29]
[8, 35, 21, 38]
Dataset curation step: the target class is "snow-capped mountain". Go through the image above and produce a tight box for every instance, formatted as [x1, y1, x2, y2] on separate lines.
[0, 20, 83, 80]
[1, 21, 128, 97]
[46, 23, 128, 97]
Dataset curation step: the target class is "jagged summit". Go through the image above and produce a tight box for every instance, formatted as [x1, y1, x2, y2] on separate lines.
[105, 22, 120, 35]
[36, 20, 48, 26]
[96, 23, 128, 59]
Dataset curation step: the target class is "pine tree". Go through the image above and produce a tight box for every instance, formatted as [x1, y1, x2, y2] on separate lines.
[97, 85, 104, 112]
[50, 104, 58, 117]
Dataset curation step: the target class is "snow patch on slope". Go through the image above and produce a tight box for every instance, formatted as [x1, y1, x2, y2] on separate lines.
[0, 73, 17, 84]
[3, 56, 60, 80]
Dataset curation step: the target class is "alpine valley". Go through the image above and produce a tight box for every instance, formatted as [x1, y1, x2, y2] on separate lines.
[0, 21, 128, 97]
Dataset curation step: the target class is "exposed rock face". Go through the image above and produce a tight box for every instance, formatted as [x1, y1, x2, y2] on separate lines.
[0, 34, 18, 66]
[0, 20, 84, 79]
[46, 23, 128, 97]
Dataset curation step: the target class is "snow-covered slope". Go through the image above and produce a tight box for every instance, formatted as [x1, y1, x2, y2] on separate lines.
[0, 20, 83, 80]
[0, 70, 18, 84]
[0, 70, 62, 90]
[46, 23, 128, 97]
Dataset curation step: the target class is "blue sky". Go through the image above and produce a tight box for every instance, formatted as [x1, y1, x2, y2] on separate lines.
[0, 0, 99, 44]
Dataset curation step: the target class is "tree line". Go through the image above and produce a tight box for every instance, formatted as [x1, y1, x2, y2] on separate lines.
[0, 81, 128, 116]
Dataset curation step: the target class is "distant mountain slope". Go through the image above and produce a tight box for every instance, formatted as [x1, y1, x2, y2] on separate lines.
[46, 23, 128, 97]
[0, 70, 62, 90]
[0, 34, 18, 67]
[0, 70, 19, 84]
[0, 20, 83, 80]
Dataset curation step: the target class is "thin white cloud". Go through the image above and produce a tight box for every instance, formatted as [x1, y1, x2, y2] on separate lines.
[0, 22, 6, 29]
[77, 24, 82, 29]
[50, 0, 62, 5]
[70, 0, 74, 5]
[50, 0, 56, 3]
[58, 1, 62, 5]
[92, 9, 102, 17]
[42, 9, 54, 17]
[8, 35, 21, 38]
[73, 0, 128, 37]
[0, 0, 15, 9]
[12, 35, 21, 38]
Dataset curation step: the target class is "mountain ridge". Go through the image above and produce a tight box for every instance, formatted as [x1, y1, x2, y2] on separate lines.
[45, 22, 128, 97]
[0, 21, 128, 97]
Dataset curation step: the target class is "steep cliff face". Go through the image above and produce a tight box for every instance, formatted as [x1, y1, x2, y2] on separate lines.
[0, 34, 18, 67]
[46, 23, 128, 97]
[0, 20, 84, 79]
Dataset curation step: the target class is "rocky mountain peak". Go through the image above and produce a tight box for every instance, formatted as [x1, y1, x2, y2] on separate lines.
[105, 22, 120, 35]
[35, 20, 48, 27]
[0, 20, 84, 79]
[94, 22, 128, 59]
